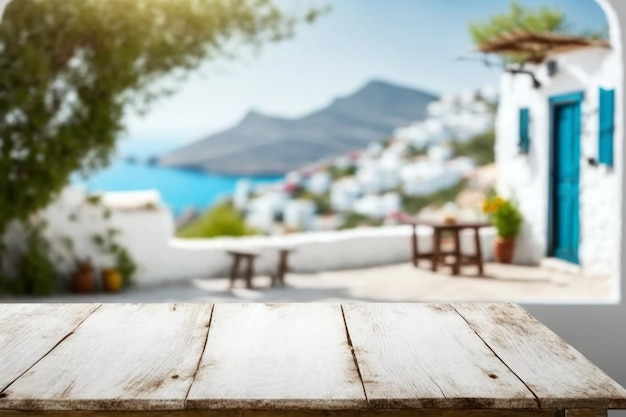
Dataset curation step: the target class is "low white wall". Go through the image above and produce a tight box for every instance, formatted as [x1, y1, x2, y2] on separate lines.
[161, 226, 495, 286]
[40, 188, 495, 286]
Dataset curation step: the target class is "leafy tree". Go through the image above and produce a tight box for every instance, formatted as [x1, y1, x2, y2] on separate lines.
[0, 0, 323, 237]
[177, 202, 258, 238]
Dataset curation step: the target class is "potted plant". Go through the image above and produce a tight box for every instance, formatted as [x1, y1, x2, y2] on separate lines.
[72, 258, 96, 293]
[101, 267, 122, 292]
[483, 196, 523, 263]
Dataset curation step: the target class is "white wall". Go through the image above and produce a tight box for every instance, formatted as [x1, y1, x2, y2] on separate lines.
[523, 3, 626, 417]
[39, 189, 496, 287]
[496, 44, 620, 278]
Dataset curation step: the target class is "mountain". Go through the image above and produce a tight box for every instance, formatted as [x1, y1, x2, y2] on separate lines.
[159, 80, 439, 175]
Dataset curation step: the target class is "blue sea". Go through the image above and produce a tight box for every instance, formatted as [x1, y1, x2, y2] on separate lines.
[75, 160, 282, 218]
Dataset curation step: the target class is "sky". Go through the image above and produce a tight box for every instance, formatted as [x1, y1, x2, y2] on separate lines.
[121, 0, 608, 156]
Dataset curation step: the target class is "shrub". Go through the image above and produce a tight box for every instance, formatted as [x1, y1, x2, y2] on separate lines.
[401, 180, 466, 215]
[177, 202, 258, 238]
[483, 196, 523, 238]
[450, 130, 495, 166]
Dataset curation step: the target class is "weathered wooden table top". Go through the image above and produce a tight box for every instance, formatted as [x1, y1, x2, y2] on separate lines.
[0, 303, 625, 417]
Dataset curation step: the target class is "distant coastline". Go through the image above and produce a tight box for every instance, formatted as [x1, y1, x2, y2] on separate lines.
[75, 159, 281, 217]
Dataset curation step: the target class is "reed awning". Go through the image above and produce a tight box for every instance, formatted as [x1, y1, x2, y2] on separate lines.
[478, 30, 610, 63]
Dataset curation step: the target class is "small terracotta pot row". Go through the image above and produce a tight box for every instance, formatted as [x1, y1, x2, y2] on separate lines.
[72, 261, 122, 294]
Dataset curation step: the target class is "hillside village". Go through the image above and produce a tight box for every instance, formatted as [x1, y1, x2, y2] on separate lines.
[195, 84, 499, 236]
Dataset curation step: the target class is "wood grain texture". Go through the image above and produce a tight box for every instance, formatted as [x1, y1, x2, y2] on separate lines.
[0, 409, 558, 417]
[187, 303, 366, 410]
[342, 304, 538, 409]
[453, 303, 626, 409]
[565, 411, 607, 417]
[0, 304, 100, 391]
[0, 304, 213, 411]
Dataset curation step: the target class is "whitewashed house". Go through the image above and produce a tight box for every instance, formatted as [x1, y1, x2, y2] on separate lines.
[306, 171, 332, 195]
[352, 192, 401, 219]
[428, 145, 453, 163]
[333, 155, 353, 170]
[331, 178, 362, 212]
[493, 32, 620, 275]
[356, 163, 400, 195]
[233, 179, 251, 210]
[245, 191, 289, 233]
[283, 200, 316, 231]
[284, 171, 303, 186]
[401, 161, 463, 196]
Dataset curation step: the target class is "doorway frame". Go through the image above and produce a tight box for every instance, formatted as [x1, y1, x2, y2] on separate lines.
[547, 91, 585, 264]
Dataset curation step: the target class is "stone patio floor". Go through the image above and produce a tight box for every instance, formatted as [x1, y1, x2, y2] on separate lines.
[2, 262, 615, 303]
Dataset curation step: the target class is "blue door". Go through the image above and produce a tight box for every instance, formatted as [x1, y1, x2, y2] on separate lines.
[550, 98, 581, 264]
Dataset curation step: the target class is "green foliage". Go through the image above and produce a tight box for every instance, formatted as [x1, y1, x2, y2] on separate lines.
[401, 180, 466, 215]
[450, 129, 495, 166]
[483, 196, 523, 238]
[0, 219, 57, 296]
[92, 228, 137, 287]
[177, 202, 258, 238]
[339, 212, 384, 230]
[406, 144, 428, 158]
[326, 165, 357, 180]
[0, 0, 323, 237]
[469, 1, 566, 47]
[293, 187, 334, 215]
[113, 248, 137, 288]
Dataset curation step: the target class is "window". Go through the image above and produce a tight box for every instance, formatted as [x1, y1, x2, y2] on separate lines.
[519, 108, 530, 154]
[598, 88, 615, 166]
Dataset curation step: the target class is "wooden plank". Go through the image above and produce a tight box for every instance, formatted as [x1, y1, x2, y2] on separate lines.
[0, 304, 213, 411]
[0, 304, 100, 391]
[0, 409, 557, 417]
[566, 411, 607, 417]
[454, 304, 626, 409]
[342, 304, 538, 409]
[187, 303, 366, 410]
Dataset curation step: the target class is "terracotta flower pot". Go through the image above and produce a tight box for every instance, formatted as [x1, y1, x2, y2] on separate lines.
[72, 260, 95, 293]
[102, 268, 123, 293]
[494, 237, 516, 264]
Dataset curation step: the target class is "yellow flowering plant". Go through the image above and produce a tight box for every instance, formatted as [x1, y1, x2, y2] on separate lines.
[483, 196, 523, 238]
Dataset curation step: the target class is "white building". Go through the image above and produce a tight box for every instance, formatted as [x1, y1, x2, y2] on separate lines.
[245, 192, 289, 233]
[306, 171, 332, 195]
[428, 145, 453, 163]
[233, 179, 251, 210]
[356, 163, 400, 195]
[401, 162, 463, 196]
[331, 178, 362, 212]
[283, 200, 316, 232]
[395, 90, 495, 148]
[448, 157, 476, 176]
[494, 34, 620, 276]
[285, 171, 303, 186]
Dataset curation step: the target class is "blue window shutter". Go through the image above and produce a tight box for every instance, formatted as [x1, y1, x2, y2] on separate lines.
[519, 108, 530, 154]
[598, 88, 615, 166]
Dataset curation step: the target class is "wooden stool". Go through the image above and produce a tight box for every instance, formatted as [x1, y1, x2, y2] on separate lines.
[227, 250, 260, 289]
[272, 248, 295, 287]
